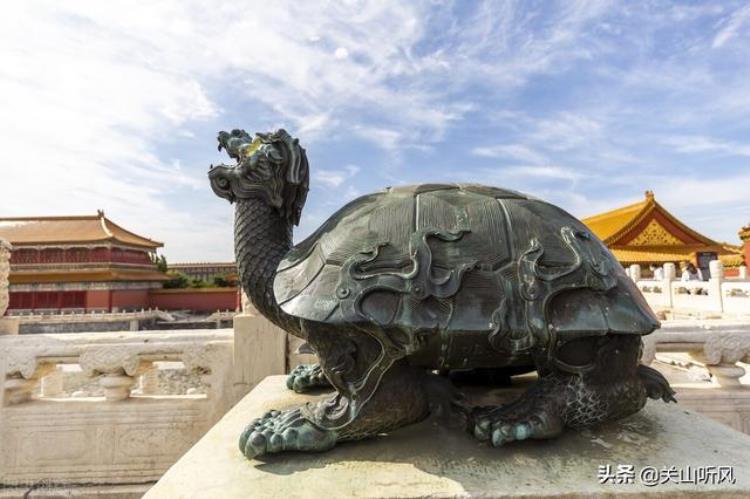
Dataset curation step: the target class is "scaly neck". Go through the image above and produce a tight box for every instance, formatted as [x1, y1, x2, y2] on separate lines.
[234, 198, 296, 331]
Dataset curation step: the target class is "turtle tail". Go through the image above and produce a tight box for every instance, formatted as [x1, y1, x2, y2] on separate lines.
[638, 364, 677, 403]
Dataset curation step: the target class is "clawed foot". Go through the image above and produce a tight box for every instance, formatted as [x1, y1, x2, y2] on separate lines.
[470, 397, 563, 447]
[286, 364, 330, 393]
[239, 407, 338, 459]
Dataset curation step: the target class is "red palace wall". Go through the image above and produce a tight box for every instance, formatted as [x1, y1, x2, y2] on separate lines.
[85, 290, 111, 310]
[8, 288, 238, 312]
[148, 288, 239, 312]
[111, 289, 151, 311]
[8, 290, 88, 310]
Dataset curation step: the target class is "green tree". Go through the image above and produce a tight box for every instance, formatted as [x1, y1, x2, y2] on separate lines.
[213, 275, 231, 287]
[190, 277, 209, 288]
[163, 270, 189, 289]
[151, 253, 168, 273]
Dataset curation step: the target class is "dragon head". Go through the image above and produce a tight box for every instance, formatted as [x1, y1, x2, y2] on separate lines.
[209, 128, 309, 226]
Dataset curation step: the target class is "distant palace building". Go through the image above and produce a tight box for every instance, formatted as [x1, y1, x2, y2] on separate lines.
[0, 211, 167, 312]
[741, 224, 750, 268]
[169, 262, 237, 283]
[582, 191, 743, 278]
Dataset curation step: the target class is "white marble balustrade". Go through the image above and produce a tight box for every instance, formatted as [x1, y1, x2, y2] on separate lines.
[632, 262, 750, 317]
[0, 329, 234, 487]
[642, 321, 750, 434]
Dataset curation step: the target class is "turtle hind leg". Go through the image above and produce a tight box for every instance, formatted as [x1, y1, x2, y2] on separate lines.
[286, 363, 331, 393]
[638, 364, 677, 403]
[471, 335, 657, 447]
[471, 377, 566, 446]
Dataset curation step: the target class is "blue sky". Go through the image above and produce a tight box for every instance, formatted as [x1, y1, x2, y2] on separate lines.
[1, 1, 749, 261]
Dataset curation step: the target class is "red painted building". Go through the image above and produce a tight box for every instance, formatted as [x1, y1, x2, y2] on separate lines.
[741, 225, 750, 268]
[0, 211, 167, 312]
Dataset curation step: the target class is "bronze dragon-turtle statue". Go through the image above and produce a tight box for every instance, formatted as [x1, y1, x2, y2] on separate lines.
[208, 128, 676, 459]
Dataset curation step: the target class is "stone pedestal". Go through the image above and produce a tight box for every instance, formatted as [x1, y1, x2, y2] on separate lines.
[147, 376, 750, 498]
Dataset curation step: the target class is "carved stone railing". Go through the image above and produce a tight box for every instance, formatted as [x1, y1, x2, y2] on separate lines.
[0, 329, 234, 488]
[643, 326, 750, 388]
[723, 281, 750, 315]
[642, 321, 750, 434]
[6, 308, 176, 335]
[7, 308, 173, 321]
[631, 262, 750, 317]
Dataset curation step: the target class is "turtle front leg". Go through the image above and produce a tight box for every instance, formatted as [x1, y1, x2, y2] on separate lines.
[471, 335, 675, 447]
[240, 359, 428, 459]
[286, 363, 331, 393]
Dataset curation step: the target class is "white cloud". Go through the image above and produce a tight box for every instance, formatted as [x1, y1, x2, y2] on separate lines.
[528, 113, 603, 152]
[0, 2, 224, 259]
[661, 135, 750, 157]
[0, 0, 463, 260]
[352, 126, 402, 150]
[2, 1, 749, 257]
[472, 144, 548, 164]
[334, 47, 349, 60]
[501, 165, 583, 181]
[713, 4, 750, 48]
[297, 113, 334, 136]
[314, 164, 360, 188]
[645, 172, 750, 244]
[315, 171, 346, 188]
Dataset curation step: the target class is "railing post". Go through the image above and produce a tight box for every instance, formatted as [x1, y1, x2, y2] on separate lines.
[138, 363, 160, 395]
[41, 366, 64, 397]
[629, 264, 641, 282]
[100, 371, 136, 401]
[739, 265, 748, 280]
[709, 260, 724, 313]
[662, 263, 675, 309]
[79, 347, 141, 401]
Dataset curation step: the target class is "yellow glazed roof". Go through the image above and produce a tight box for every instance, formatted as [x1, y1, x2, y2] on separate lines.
[582, 199, 648, 242]
[720, 253, 745, 267]
[610, 246, 713, 264]
[582, 191, 720, 247]
[0, 211, 162, 249]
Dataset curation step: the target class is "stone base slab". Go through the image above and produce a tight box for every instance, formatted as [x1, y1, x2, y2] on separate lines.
[0, 483, 151, 498]
[0, 317, 19, 335]
[147, 375, 750, 498]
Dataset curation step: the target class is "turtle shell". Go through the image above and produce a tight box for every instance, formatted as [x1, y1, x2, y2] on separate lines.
[274, 184, 658, 351]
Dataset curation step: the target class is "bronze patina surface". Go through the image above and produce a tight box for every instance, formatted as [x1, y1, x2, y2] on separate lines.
[209, 128, 675, 459]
